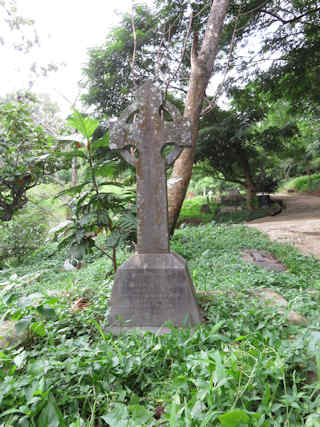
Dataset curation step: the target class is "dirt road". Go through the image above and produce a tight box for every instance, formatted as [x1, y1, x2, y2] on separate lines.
[246, 193, 320, 259]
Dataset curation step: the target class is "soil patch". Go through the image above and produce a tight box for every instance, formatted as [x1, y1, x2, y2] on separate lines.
[246, 192, 320, 259]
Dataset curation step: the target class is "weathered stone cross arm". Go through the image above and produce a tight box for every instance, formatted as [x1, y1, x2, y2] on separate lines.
[109, 81, 192, 168]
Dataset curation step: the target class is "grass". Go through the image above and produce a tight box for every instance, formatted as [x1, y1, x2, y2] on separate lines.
[179, 196, 271, 225]
[1, 224, 320, 425]
[179, 196, 215, 225]
[280, 173, 320, 193]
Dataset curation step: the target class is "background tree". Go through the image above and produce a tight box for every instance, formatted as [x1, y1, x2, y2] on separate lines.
[82, 4, 162, 116]
[196, 93, 299, 209]
[0, 0, 38, 52]
[82, 0, 320, 232]
[227, 0, 320, 112]
[0, 97, 60, 221]
[83, 0, 231, 233]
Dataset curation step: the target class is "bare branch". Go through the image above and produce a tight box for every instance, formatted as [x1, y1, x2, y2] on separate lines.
[163, 10, 193, 103]
[130, 1, 137, 89]
[260, 7, 320, 25]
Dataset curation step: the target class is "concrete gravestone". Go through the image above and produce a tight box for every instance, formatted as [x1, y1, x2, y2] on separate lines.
[108, 81, 201, 333]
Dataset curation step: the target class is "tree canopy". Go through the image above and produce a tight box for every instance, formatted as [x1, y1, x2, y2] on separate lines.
[196, 98, 299, 209]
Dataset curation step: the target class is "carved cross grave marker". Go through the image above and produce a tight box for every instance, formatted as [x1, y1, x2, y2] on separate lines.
[108, 81, 201, 333]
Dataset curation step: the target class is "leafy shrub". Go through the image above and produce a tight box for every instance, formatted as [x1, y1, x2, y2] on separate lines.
[254, 173, 279, 193]
[281, 173, 320, 192]
[54, 111, 137, 272]
[179, 196, 216, 224]
[0, 211, 46, 266]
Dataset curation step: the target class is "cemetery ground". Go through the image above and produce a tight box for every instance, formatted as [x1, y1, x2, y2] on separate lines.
[1, 213, 320, 426]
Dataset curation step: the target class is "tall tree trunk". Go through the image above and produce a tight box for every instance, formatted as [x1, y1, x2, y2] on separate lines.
[245, 176, 256, 212]
[242, 156, 256, 212]
[167, 0, 230, 234]
[72, 157, 78, 187]
[66, 157, 78, 219]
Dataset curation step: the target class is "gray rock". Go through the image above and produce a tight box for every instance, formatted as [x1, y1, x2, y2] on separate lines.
[254, 288, 307, 325]
[200, 204, 211, 214]
[242, 249, 287, 272]
[0, 321, 28, 349]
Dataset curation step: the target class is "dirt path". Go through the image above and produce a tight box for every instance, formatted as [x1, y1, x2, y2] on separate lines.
[246, 193, 320, 259]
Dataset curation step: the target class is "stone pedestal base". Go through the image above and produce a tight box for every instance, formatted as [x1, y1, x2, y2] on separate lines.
[108, 251, 201, 334]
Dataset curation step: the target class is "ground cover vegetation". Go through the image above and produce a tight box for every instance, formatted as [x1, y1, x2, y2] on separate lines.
[1, 223, 320, 425]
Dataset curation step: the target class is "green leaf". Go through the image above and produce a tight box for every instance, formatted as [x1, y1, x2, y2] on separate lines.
[15, 318, 31, 334]
[101, 404, 129, 426]
[38, 394, 63, 427]
[169, 393, 180, 426]
[218, 409, 250, 426]
[31, 321, 47, 337]
[95, 164, 116, 177]
[54, 149, 87, 160]
[91, 133, 109, 149]
[54, 182, 90, 199]
[105, 231, 122, 248]
[212, 351, 229, 386]
[3, 292, 17, 304]
[37, 306, 57, 320]
[0, 408, 27, 418]
[306, 413, 320, 426]
[129, 405, 152, 424]
[67, 110, 98, 139]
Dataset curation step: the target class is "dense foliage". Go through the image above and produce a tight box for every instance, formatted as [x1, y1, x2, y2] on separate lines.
[0, 99, 59, 221]
[54, 111, 136, 272]
[1, 223, 320, 425]
[195, 101, 298, 209]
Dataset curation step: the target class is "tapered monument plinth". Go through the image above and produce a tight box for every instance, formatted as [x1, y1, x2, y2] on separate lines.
[108, 81, 201, 334]
[108, 252, 201, 333]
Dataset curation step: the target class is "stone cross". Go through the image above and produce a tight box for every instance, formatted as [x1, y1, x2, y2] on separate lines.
[109, 80, 191, 253]
[108, 81, 201, 333]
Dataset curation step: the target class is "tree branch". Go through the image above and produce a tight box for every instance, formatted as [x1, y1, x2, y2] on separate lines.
[164, 10, 193, 102]
[260, 7, 320, 25]
[130, 1, 137, 89]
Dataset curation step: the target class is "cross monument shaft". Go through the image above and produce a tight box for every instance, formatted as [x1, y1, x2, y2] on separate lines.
[110, 81, 192, 253]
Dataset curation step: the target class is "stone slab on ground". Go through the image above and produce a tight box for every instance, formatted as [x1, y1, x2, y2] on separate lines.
[198, 288, 307, 326]
[242, 249, 287, 272]
[253, 288, 307, 325]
